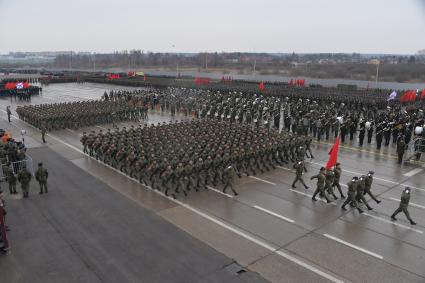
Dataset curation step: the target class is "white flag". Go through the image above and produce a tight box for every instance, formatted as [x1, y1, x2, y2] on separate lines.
[16, 82, 24, 89]
[387, 91, 397, 101]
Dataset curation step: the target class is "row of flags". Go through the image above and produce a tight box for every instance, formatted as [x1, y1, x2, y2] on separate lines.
[221, 76, 233, 82]
[4, 81, 30, 90]
[289, 79, 306, 87]
[194, 77, 210, 85]
[388, 89, 425, 102]
[107, 73, 121, 80]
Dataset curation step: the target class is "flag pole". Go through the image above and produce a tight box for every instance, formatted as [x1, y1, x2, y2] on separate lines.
[375, 61, 380, 88]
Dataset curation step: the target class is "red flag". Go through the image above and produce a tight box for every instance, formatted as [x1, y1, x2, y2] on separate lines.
[325, 137, 340, 169]
[258, 81, 265, 91]
[144, 75, 147, 81]
[23, 81, 30, 88]
[5, 82, 16, 89]
[402, 90, 416, 102]
[421, 90, 425, 99]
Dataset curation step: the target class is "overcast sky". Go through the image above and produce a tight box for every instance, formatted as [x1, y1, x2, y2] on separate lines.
[1, 0, 424, 54]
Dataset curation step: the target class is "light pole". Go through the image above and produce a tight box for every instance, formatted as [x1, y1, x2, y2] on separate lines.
[92, 53, 96, 73]
[375, 60, 380, 88]
[172, 45, 179, 77]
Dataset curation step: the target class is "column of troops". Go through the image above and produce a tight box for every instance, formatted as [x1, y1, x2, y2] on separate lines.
[81, 120, 312, 198]
[15, 99, 149, 130]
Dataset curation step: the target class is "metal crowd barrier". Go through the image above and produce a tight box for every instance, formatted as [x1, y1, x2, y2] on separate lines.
[0, 156, 33, 182]
[405, 137, 425, 162]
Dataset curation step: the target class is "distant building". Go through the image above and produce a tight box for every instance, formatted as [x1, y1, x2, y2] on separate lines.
[418, 49, 425, 55]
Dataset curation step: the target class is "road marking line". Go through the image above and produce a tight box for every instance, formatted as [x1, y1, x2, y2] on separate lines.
[323, 234, 383, 259]
[289, 189, 337, 205]
[206, 186, 234, 198]
[403, 168, 423, 177]
[3, 109, 345, 283]
[248, 176, 276, 186]
[253, 205, 294, 223]
[389, 197, 425, 210]
[277, 166, 293, 172]
[362, 212, 423, 234]
[65, 128, 80, 135]
[274, 250, 344, 283]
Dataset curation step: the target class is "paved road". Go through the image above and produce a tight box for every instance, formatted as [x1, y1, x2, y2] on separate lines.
[1, 83, 425, 283]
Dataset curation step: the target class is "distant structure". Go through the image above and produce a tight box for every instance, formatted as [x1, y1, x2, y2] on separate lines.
[418, 49, 425, 55]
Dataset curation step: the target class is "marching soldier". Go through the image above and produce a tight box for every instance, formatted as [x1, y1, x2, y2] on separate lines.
[363, 171, 380, 204]
[311, 167, 331, 203]
[391, 187, 416, 225]
[291, 160, 309, 189]
[341, 177, 364, 213]
[222, 165, 238, 196]
[325, 169, 338, 200]
[356, 175, 373, 210]
[332, 163, 345, 198]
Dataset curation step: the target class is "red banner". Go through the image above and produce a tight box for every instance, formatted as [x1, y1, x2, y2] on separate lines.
[325, 137, 340, 169]
[108, 74, 120, 80]
[194, 77, 210, 85]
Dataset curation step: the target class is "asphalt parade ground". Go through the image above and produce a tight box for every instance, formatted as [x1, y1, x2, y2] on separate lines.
[1, 83, 425, 283]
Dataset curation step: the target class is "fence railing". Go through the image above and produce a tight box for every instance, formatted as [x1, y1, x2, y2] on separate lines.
[405, 137, 425, 161]
[0, 156, 33, 182]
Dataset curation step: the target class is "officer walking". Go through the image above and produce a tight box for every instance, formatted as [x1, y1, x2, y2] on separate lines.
[35, 163, 48, 194]
[222, 165, 238, 196]
[397, 138, 407, 164]
[391, 187, 416, 225]
[6, 106, 11, 123]
[41, 126, 47, 143]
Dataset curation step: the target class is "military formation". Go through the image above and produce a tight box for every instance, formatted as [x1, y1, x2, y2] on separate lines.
[81, 119, 312, 198]
[14, 86, 425, 164]
[101, 87, 425, 163]
[15, 99, 148, 130]
[10, 84, 422, 226]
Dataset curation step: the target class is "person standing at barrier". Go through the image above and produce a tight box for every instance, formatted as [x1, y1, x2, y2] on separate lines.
[0, 190, 10, 254]
[17, 164, 32, 198]
[5, 164, 17, 195]
[35, 163, 48, 194]
[391, 187, 416, 225]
